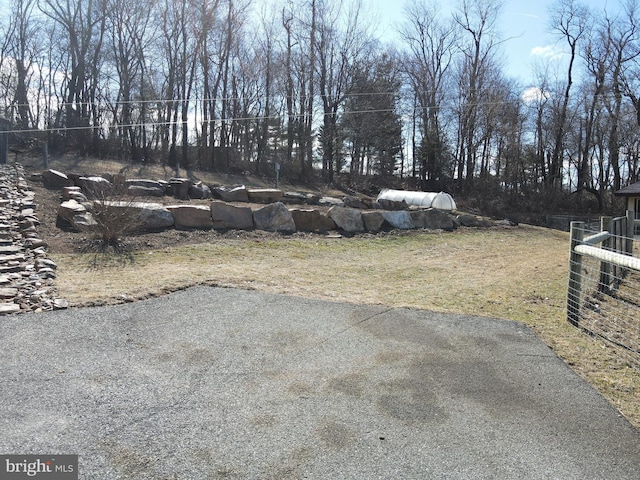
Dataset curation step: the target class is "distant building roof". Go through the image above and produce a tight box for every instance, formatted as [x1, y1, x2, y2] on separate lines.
[615, 181, 640, 196]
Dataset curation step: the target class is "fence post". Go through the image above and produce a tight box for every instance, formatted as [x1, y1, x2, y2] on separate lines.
[0, 117, 9, 165]
[599, 217, 612, 295]
[43, 143, 49, 170]
[567, 221, 584, 326]
[626, 210, 635, 255]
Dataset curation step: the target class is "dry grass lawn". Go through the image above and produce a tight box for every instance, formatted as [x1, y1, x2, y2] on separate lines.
[17, 154, 635, 428]
[50, 225, 640, 429]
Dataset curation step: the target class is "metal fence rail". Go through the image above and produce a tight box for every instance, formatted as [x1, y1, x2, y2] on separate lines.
[547, 214, 601, 232]
[568, 213, 640, 369]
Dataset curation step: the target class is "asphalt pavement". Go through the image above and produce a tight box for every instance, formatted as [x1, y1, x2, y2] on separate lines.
[1, 286, 639, 479]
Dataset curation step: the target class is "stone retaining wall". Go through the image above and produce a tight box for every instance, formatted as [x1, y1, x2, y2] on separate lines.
[47, 169, 496, 234]
[0, 165, 67, 315]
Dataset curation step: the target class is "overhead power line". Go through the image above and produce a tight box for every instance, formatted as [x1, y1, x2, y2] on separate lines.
[6, 86, 637, 116]
[5, 90, 406, 110]
[6, 107, 408, 135]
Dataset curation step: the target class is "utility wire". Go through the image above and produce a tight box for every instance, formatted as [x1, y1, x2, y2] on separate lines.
[6, 107, 408, 135]
[4, 85, 577, 110]
[5, 92, 402, 111]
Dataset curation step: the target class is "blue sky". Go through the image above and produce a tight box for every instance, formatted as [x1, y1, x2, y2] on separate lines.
[374, 0, 620, 86]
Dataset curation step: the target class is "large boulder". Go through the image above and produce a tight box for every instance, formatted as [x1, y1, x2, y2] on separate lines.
[19, 191, 36, 210]
[343, 195, 373, 209]
[127, 185, 165, 197]
[381, 210, 414, 230]
[211, 200, 254, 230]
[282, 191, 319, 205]
[168, 178, 191, 199]
[98, 201, 174, 231]
[58, 199, 88, 218]
[457, 214, 493, 228]
[125, 179, 164, 189]
[361, 211, 386, 233]
[212, 185, 249, 203]
[377, 198, 407, 211]
[410, 208, 455, 231]
[166, 205, 213, 229]
[68, 212, 98, 231]
[318, 196, 344, 207]
[327, 206, 364, 233]
[57, 199, 97, 231]
[42, 169, 73, 189]
[247, 188, 284, 203]
[125, 179, 165, 197]
[188, 182, 213, 199]
[253, 202, 296, 232]
[61, 186, 87, 202]
[289, 208, 336, 232]
[77, 176, 112, 198]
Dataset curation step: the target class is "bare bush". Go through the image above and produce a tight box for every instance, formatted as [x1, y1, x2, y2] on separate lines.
[83, 178, 143, 250]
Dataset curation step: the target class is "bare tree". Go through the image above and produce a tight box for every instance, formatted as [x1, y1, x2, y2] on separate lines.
[305, 0, 316, 176]
[524, 62, 555, 189]
[254, 4, 280, 172]
[160, 0, 208, 171]
[106, 0, 154, 161]
[5, 0, 42, 131]
[198, 0, 228, 170]
[575, 14, 606, 205]
[0, 13, 15, 118]
[281, 4, 296, 168]
[315, 0, 373, 183]
[400, 0, 458, 189]
[280, 0, 318, 178]
[39, 0, 109, 151]
[547, 0, 589, 191]
[453, 0, 505, 191]
[611, 1, 640, 185]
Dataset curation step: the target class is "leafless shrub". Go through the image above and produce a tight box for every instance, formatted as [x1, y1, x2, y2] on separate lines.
[83, 177, 143, 250]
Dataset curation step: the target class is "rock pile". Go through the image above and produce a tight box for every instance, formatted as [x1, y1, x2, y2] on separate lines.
[0, 165, 67, 315]
[46, 168, 497, 235]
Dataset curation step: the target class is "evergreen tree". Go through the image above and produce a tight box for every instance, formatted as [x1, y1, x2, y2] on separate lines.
[342, 54, 403, 178]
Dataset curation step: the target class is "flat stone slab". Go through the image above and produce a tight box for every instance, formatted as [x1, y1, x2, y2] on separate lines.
[0, 287, 18, 298]
[166, 205, 213, 229]
[0, 265, 24, 274]
[100, 201, 174, 230]
[247, 188, 284, 203]
[211, 201, 254, 230]
[0, 254, 25, 263]
[0, 302, 20, 314]
[1, 287, 639, 478]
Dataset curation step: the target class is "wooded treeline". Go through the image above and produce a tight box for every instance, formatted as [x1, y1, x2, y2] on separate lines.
[1, 0, 640, 211]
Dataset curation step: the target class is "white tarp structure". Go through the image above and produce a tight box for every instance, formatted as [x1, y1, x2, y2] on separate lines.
[377, 189, 457, 211]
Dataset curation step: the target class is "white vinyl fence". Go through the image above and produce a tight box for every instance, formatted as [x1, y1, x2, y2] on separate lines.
[567, 212, 640, 369]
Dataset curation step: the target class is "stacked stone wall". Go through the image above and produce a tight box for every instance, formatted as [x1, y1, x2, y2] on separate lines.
[46, 169, 497, 235]
[0, 165, 66, 315]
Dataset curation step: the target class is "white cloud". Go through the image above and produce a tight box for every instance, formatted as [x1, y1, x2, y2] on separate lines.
[522, 87, 550, 104]
[530, 45, 565, 61]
